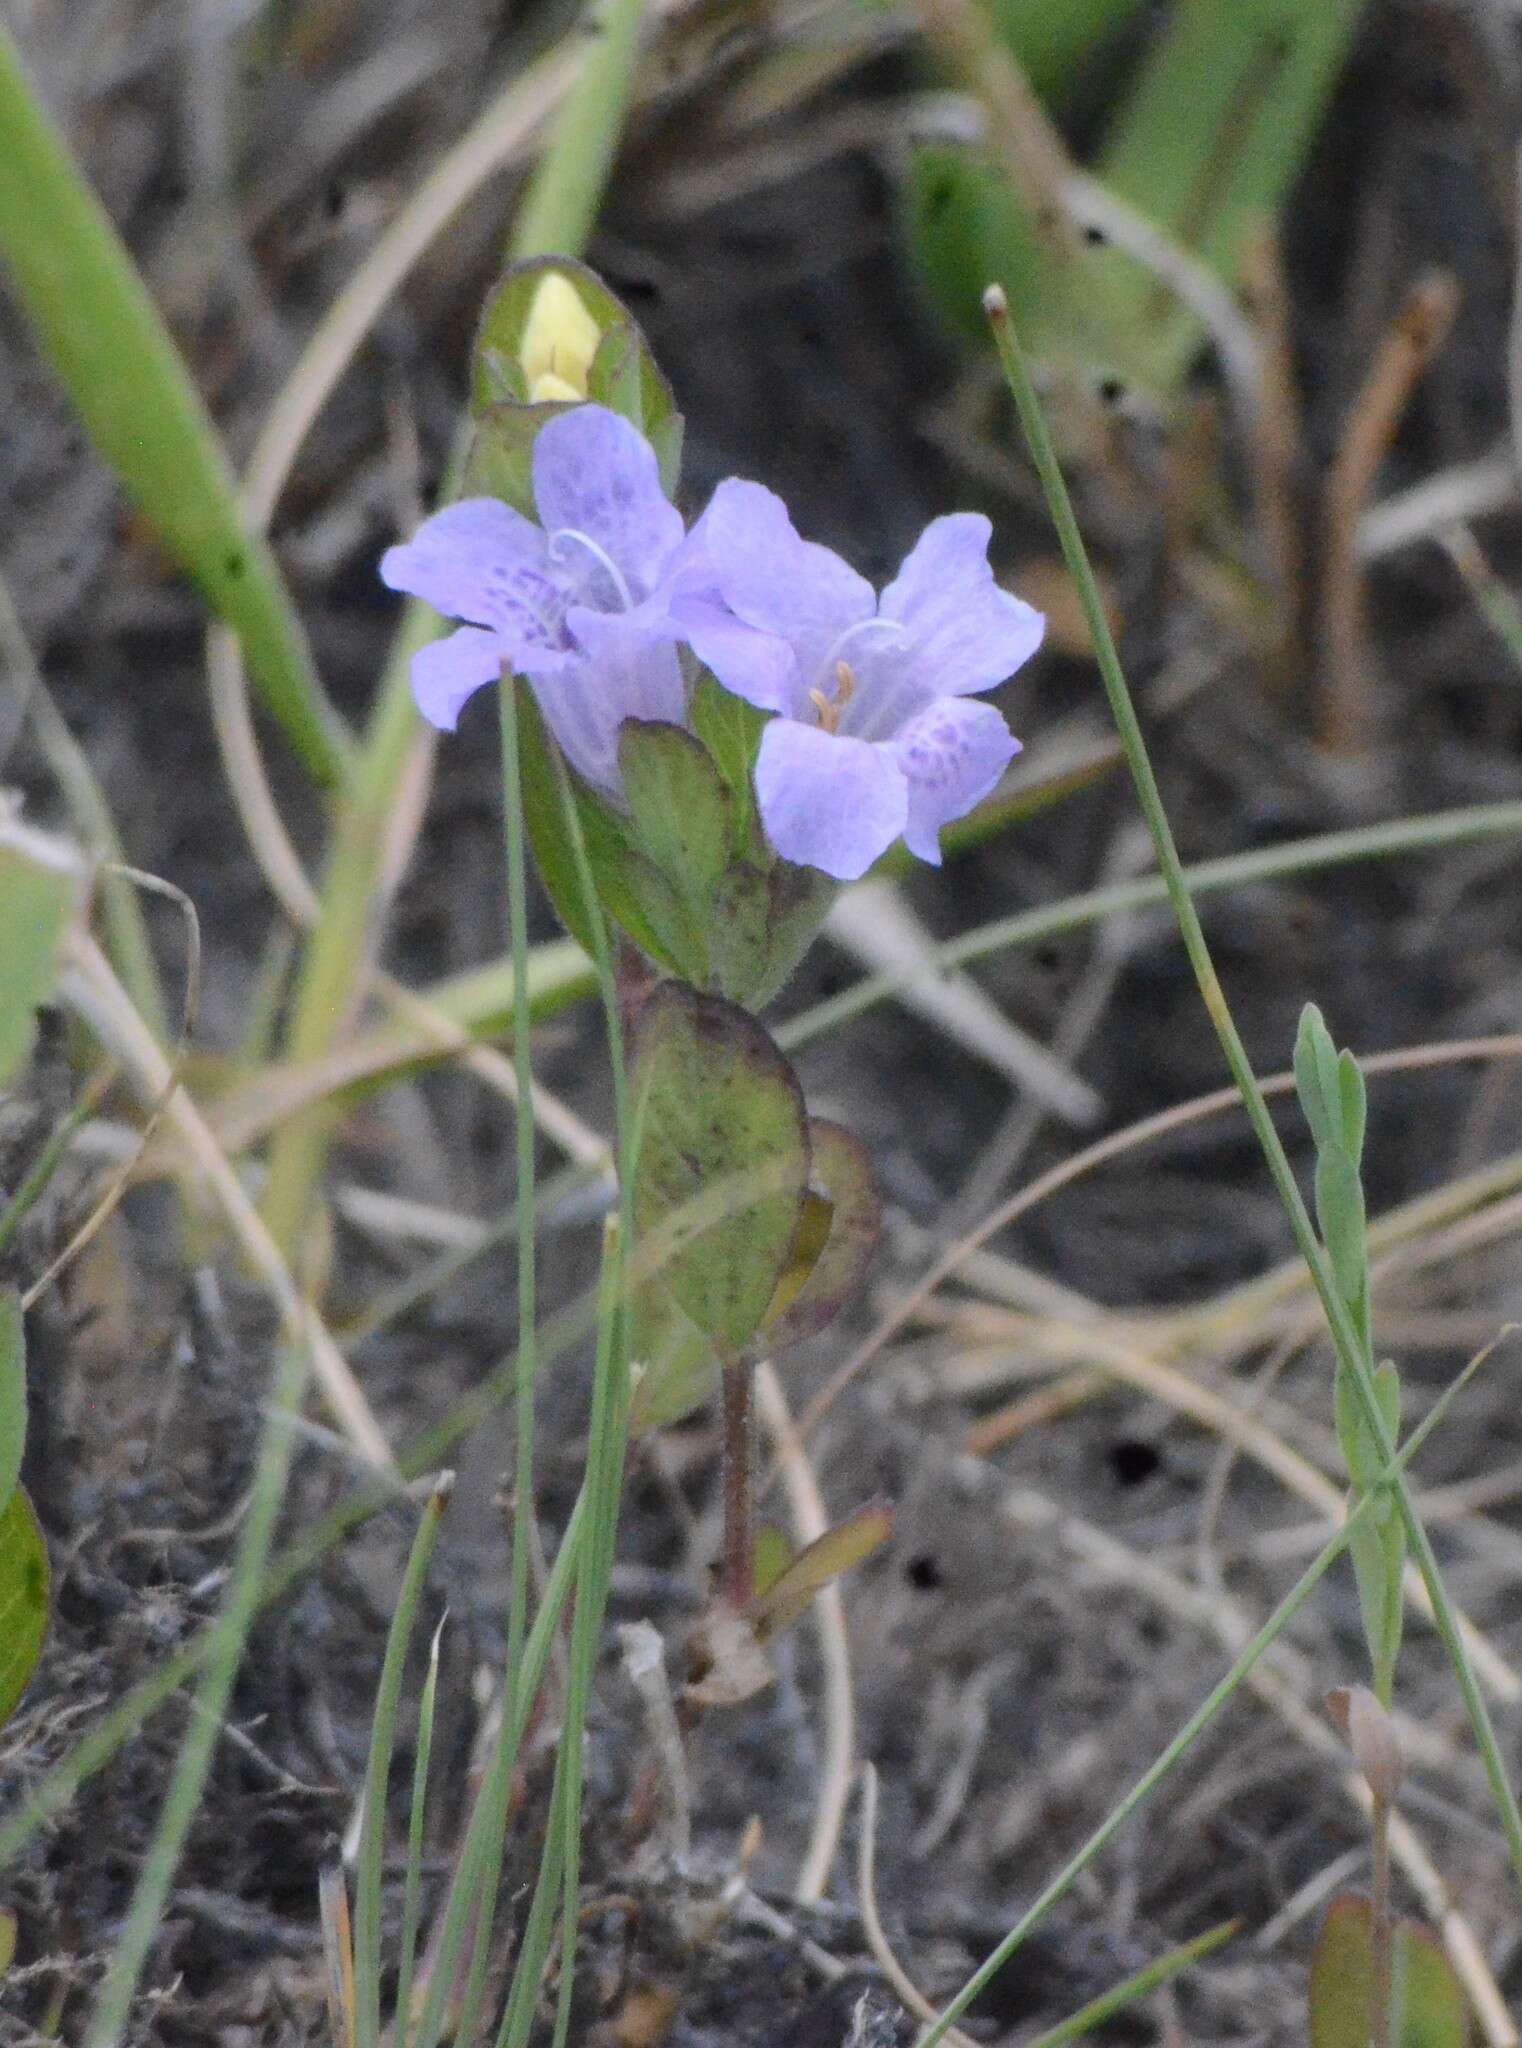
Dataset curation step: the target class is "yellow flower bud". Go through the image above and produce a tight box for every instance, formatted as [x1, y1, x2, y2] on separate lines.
[519, 272, 601, 404]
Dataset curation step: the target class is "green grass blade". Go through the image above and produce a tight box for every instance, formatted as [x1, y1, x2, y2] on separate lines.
[81, 1339, 312, 2048]
[914, 1339, 1494, 2048]
[1024, 1920, 1238, 2048]
[392, 1612, 445, 2048]
[354, 1476, 452, 2048]
[0, 26, 352, 791]
[987, 286, 1522, 1906]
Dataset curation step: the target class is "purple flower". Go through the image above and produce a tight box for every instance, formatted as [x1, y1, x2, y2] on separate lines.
[673, 484, 1042, 881]
[380, 404, 687, 794]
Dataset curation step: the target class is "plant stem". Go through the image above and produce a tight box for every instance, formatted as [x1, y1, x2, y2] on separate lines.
[1370, 1786, 1394, 2048]
[719, 1358, 756, 1609]
[914, 1338, 1486, 2047]
[501, 681, 539, 1684]
[986, 283, 1522, 1903]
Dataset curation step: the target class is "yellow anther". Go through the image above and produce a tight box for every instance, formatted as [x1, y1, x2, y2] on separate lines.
[809, 687, 838, 731]
[519, 272, 601, 404]
[834, 660, 856, 707]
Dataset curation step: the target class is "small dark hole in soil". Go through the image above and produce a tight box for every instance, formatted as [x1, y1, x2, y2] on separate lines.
[1083, 223, 1106, 245]
[1106, 1437, 1162, 1487]
[905, 1551, 944, 1590]
[1097, 375, 1126, 406]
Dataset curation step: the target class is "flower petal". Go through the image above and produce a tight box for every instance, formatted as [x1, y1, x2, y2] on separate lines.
[879, 513, 1045, 695]
[754, 718, 908, 882]
[696, 480, 874, 693]
[381, 498, 566, 663]
[893, 696, 1021, 865]
[532, 607, 687, 793]
[531, 405, 684, 602]
[676, 597, 802, 716]
[410, 626, 504, 731]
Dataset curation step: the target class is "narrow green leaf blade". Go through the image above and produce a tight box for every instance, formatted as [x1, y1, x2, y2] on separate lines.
[752, 1500, 893, 1643]
[0, 840, 74, 1088]
[0, 25, 350, 788]
[0, 1484, 49, 1728]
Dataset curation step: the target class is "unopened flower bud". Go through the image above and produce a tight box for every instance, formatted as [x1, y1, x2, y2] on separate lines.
[1327, 1685, 1404, 1805]
[519, 272, 601, 403]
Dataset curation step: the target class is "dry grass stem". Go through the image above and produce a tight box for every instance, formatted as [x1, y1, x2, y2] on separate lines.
[1319, 269, 1462, 749]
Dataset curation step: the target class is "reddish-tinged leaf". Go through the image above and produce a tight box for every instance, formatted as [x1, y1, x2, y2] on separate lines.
[752, 1500, 893, 1643]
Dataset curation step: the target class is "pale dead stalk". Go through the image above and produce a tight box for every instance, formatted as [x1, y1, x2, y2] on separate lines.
[59, 932, 394, 1471]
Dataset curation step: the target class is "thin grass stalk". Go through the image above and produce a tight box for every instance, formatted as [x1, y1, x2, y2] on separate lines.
[0, 26, 350, 790]
[501, 684, 540, 1689]
[1022, 1919, 1238, 2048]
[913, 1338, 1491, 2048]
[781, 797, 1522, 1052]
[550, 1223, 631, 2048]
[985, 286, 1522, 1899]
[493, 1228, 627, 2048]
[259, 0, 650, 1254]
[407, 1485, 589, 2048]
[354, 1478, 453, 2048]
[80, 1338, 312, 2048]
[393, 1615, 445, 2048]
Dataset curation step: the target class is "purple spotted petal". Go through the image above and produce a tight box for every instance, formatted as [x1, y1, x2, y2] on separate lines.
[529, 607, 687, 793]
[893, 696, 1021, 864]
[381, 497, 560, 639]
[879, 513, 1045, 695]
[696, 480, 874, 689]
[410, 626, 505, 732]
[531, 405, 684, 602]
[676, 597, 805, 717]
[754, 719, 908, 883]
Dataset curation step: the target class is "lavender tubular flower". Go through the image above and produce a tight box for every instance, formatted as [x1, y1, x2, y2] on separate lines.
[380, 403, 687, 793]
[674, 483, 1043, 881]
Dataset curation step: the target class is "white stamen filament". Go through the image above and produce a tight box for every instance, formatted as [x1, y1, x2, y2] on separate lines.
[548, 527, 633, 611]
[810, 616, 907, 700]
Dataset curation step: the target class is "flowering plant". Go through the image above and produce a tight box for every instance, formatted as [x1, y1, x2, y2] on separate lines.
[380, 261, 1044, 1673]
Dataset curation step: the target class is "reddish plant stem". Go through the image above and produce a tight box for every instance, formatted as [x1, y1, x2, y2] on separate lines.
[1370, 1786, 1394, 2048]
[719, 1356, 755, 1610]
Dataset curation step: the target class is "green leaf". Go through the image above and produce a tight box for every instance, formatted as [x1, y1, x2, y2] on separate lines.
[0, 1907, 15, 1976]
[707, 863, 774, 1007]
[1315, 1144, 1367, 1312]
[0, 838, 75, 1088]
[751, 1501, 893, 1644]
[742, 861, 838, 1012]
[631, 983, 810, 1354]
[690, 670, 768, 854]
[0, 1484, 49, 1728]
[1294, 1002, 1336, 1154]
[763, 1120, 881, 1354]
[627, 1279, 715, 1436]
[0, 26, 350, 790]
[1310, 1895, 1469, 2048]
[1337, 1047, 1368, 1166]
[515, 691, 681, 973]
[462, 400, 576, 517]
[586, 317, 683, 496]
[618, 721, 733, 920]
[1348, 1497, 1405, 1698]
[0, 1292, 24, 1508]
